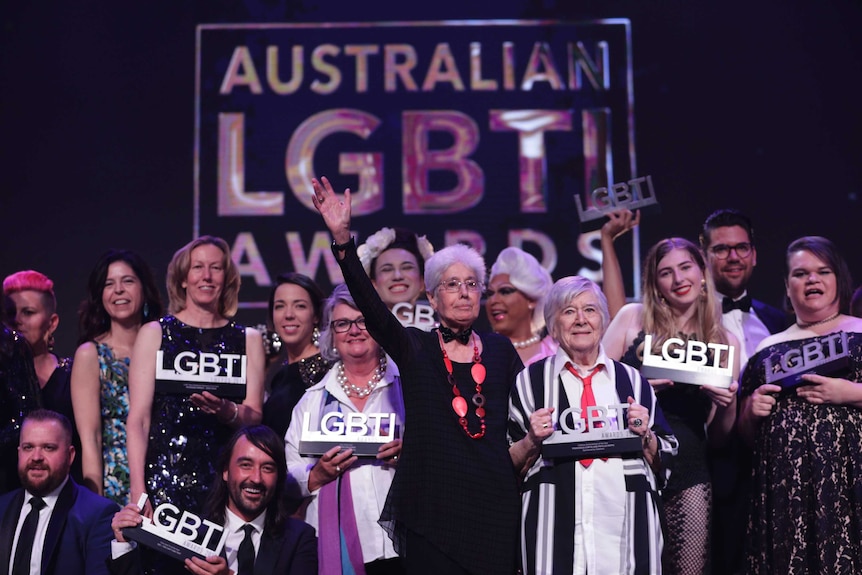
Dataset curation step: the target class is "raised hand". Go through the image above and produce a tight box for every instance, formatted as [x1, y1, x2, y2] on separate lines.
[311, 176, 352, 245]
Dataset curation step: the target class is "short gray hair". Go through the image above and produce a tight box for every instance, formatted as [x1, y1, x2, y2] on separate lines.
[489, 247, 552, 332]
[544, 276, 610, 340]
[318, 283, 359, 362]
[424, 244, 487, 295]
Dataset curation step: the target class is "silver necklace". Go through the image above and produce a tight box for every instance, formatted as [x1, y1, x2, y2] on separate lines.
[796, 311, 840, 329]
[511, 333, 541, 349]
[337, 353, 387, 398]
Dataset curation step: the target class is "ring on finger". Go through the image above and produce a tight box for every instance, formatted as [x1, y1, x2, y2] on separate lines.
[632, 418, 643, 428]
[336, 465, 341, 473]
[541, 423, 549, 429]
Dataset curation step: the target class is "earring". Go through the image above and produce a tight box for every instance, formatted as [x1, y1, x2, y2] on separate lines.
[312, 326, 321, 347]
[47, 333, 55, 352]
[659, 295, 667, 305]
[700, 278, 707, 296]
[143, 302, 150, 319]
[331, 347, 340, 358]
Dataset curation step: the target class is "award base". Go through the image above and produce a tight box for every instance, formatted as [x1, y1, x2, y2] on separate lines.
[771, 355, 850, 391]
[122, 525, 207, 562]
[542, 430, 642, 459]
[299, 438, 387, 457]
[154, 379, 247, 398]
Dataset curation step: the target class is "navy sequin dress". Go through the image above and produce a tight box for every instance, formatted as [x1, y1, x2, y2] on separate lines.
[145, 315, 246, 514]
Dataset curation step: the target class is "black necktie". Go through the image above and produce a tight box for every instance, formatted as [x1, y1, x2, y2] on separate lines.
[237, 524, 256, 575]
[722, 295, 752, 314]
[12, 496, 46, 575]
[438, 325, 472, 344]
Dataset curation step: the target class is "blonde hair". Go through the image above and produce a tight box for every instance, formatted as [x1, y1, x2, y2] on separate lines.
[166, 236, 240, 318]
[642, 238, 726, 349]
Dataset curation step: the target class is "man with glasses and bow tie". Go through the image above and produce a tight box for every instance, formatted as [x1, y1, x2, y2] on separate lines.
[0, 409, 117, 575]
[701, 209, 790, 368]
[700, 208, 789, 575]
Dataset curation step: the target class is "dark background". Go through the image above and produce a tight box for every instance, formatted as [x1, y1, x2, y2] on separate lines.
[2, 0, 860, 355]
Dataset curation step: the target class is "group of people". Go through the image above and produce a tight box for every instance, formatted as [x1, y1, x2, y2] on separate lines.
[1, 176, 861, 575]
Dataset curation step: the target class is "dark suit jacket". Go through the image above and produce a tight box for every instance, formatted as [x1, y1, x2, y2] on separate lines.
[751, 297, 791, 335]
[0, 478, 117, 575]
[107, 516, 318, 575]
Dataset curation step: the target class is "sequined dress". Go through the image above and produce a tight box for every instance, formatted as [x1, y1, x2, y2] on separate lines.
[741, 332, 862, 574]
[97, 342, 130, 505]
[145, 315, 246, 514]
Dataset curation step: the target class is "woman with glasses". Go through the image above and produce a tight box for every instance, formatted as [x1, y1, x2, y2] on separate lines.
[285, 283, 404, 574]
[603, 238, 740, 575]
[312, 177, 522, 575]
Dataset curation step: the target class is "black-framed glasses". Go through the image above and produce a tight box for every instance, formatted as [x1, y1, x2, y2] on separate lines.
[709, 242, 752, 259]
[437, 279, 483, 293]
[330, 318, 367, 333]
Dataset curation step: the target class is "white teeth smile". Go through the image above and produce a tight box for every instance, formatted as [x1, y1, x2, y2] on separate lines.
[114, 299, 130, 305]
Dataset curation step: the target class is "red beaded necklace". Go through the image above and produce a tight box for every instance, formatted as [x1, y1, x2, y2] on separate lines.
[437, 330, 487, 439]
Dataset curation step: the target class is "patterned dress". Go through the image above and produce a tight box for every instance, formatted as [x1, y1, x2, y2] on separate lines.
[97, 343, 130, 505]
[741, 332, 862, 574]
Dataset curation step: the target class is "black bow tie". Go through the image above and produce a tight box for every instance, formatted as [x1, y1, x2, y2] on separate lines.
[722, 295, 752, 313]
[438, 326, 473, 344]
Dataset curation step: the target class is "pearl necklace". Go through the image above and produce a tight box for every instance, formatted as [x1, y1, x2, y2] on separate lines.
[511, 333, 541, 349]
[796, 311, 841, 329]
[337, 354, 387, 398]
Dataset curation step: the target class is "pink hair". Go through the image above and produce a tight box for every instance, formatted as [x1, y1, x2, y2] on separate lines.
[3, 270, 57, 312]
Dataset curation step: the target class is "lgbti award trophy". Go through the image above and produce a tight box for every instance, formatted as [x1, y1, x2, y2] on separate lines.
[155, 349, 247, 398]
[639, 335, 734, 388]
[122, 495, 228, 561]
[542, 403, 642, 459]
[299, 411, 398, 457]
[392, 300, 437, 331]
[764, 331, 850, 389]
[574, 175, 659, 231]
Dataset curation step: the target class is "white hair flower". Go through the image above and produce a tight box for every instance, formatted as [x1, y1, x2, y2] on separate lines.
[358, 227, 397, 274]
[416, 235, 434, 262]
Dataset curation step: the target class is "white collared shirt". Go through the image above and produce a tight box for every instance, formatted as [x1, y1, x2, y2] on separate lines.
[285, 356, 403, 563]
[720, 290, 771, 368]
[9, 476, 69, 575]
[553, 346, 629, 575]
[223, 507, 266, 572]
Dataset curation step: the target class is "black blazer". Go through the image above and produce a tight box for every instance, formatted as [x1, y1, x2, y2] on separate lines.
[107, 516, 318, 575]
[0, 478, 118, 575]
[751, 298, 791, 335]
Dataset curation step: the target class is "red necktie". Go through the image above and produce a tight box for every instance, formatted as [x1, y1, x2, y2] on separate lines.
[565, 362, 603, 468]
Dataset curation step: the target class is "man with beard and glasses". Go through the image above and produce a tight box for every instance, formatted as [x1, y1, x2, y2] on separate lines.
[109, 425, 317, 575]
[0, 409, 117, 575]
[700, 209, 790, 575]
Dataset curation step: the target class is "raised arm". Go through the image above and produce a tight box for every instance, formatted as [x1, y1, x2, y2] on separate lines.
[310, 176, 414, 363]
[600, 209, 640, 319]
[71, 342, 104, 495]
[126, 321, 161, 507]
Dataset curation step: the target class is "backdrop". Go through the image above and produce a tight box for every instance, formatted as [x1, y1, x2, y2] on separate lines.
[2, 0, 860, 355]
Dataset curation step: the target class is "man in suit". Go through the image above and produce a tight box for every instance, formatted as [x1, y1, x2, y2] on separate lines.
[111, 425, 317, 575]
[0, 409, 116, 575]
[701, 208, 789, 367]
[700, 208, 789, 575]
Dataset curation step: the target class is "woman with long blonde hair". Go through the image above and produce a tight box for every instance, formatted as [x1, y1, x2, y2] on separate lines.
[603, 237, 740, 575]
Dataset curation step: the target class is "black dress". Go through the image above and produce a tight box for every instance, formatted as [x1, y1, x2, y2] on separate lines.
[337, 239, 522, 575]
[0, 325, 40, 493]
[41, 356, 84, 484]
[263, 353, 331, 440]
[145, 315, 246, 514]
[741, 332, 862, 574]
